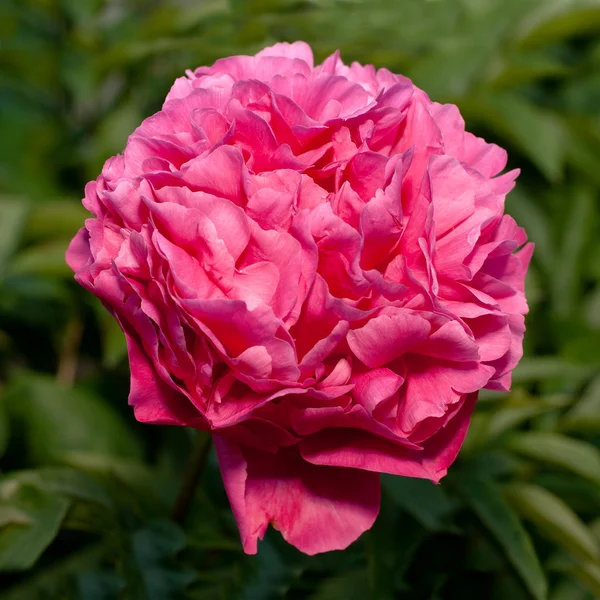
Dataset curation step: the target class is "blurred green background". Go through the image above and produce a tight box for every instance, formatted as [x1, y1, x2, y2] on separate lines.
[1, 0, 600, 598]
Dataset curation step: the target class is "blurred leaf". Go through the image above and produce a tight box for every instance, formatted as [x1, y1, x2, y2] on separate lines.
[505, 483, 600, 563]
[550, 577, 594, 600]
[489, 49, 568, 88]
[561, 562, 600, 598]
[0, 484, 70, 571]
[0, 390, 9, 459]
[2, 467, 113, 509]
[58, 451, 173, 509]
[91, 299, 128, 368]
[561, 373, 600, 433]
[464, 402, 551, 452]
[76, 571, 125, 600]
[0, 506, 31, 528]
[454, 473, 547, 600]
[5, 373, 142, 464]
[10, 241, 72, 278]
[511, 358, 596, 384]
[308, 568, 370, 600]
[23, 200, 88, 244]
[238, 539, 294, 600]
[505, 432, 600, 486]
[382, 474, 455, 531]
[126, 521, 195, 600]
[366, 497, 425, 599]
[505, 188, 554, 275]
[0, 543, 108, 600]
[551, 186, 595, 317]
[0, 197, 28, 280]
[515, 1, 600, 47]
[534, 472, 600, 514]
[462, 92, 565, 181]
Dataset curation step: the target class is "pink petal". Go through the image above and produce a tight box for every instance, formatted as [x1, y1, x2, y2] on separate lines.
[347, 310, 431, 368]
[215, 438, 380, 555]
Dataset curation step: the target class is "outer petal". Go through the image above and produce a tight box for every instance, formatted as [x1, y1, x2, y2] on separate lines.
[299, 392, 477, 482]
[214, 437, 380, 555]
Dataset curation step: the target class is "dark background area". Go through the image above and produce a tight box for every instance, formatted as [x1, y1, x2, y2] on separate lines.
[1, 0, 600, 598]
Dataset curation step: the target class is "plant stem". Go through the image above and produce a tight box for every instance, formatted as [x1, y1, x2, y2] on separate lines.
[171, 430, 212, 524]
[57, 317, 83, 388]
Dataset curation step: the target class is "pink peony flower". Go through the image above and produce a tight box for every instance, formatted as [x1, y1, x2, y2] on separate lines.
[67, 42, 532, 555]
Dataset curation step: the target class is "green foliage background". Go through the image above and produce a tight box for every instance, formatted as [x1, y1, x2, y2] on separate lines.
[1, 0, 600, 597]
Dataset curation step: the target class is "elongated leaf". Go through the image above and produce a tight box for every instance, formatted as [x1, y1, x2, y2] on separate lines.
[76, 572, 125, 600]
[0, 198, 28, 280]
[22, 200, 88, 244]
[0, 543, 108, 600]
[0, 391, 8, 459]
[566, 563, 600, 598]
[382, 474, 455, 531]
[505, 188, 554, 275]
[0, 485, 70, 571]
[562, 374, 600, 433]
[2, 468, 113, 509]
[461, 92, 565, 181]
[511, 358, 595, 385]
[5, 373, 142, 464]
[550, 577, 593, 600]
[0, 507, 30, 528]
[308, 568, 370, 600]
[454, 474, 546, 600]
[552, 186, 595, 317]
[127, 522, 195, 600]
[465, 403, 551, 452]
[505, 483, 600, 563]
[10, 241, 73, 278]
[515, 1, 600, 47]
[505, 432, 600, 486]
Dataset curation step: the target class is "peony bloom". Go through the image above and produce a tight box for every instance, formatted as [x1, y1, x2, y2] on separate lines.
[67, 42, 532, 555]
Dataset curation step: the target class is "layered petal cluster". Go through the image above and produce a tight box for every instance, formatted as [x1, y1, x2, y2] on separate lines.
[67, 42, 532, 555]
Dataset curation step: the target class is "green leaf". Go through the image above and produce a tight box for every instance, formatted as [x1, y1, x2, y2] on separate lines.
[2, 467, 113, 509]
[464, 402, 551, 452]
[461, 92, 565, 181]
[515, 1, 600, 47]
[551, 187, 595, 317]
[5, 373, 142, 464]
[454, 474, 547, 600]
[0, 197, 28, 280]
[505, 483, 600, 563]
[505, 432, 600, 486]
[0, 390, 9, 459]
[505, 188, 554, 275]
[59, 452, 172, 508]
[238, 539, 295, 600]
[550, 577, 594, 600]
[126, 521, 195, 600]
[91, 299, 128, 368]
[22, 200, 88, 244]
[9, 240, 72, 278]
[511, 358, 596, 385]
[76, 572, 125, 600]
[0, 485, 70, 571]
[564, 563, 600, 598]
[308, 568, 370, 600]
[0, 506, 31, 528]
[382, 474, 455, 531]
[0, 543, 109, 600]
[561, 374, 600, 433]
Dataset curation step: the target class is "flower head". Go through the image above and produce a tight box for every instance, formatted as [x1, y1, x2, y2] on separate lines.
[67, 42, 532, 555]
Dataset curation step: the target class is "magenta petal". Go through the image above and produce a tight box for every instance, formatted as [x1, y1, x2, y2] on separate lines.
[215, 437, 380, 555]
[347, 310, 431, 368]
[300, 392, 477, 482]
